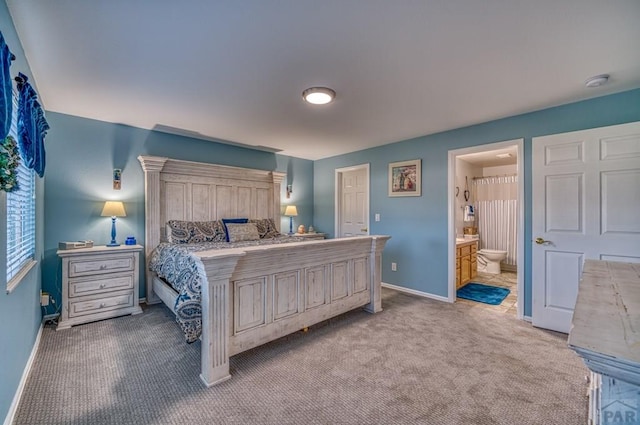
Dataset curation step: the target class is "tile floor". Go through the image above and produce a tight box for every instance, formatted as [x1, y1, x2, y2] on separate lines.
[456, 270, 518, 315]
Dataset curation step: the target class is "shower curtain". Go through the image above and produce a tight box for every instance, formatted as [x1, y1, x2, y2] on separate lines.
[473, 175, 517, 267]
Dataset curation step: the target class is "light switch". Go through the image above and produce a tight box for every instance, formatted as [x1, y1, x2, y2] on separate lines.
[375, 213, 380, 222]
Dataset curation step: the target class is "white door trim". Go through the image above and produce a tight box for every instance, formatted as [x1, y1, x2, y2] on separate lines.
[447, 139, 525, 320]
[335, 163, 370, 237]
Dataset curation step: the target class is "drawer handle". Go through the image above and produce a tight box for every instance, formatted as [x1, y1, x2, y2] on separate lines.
[99, 303, 106, 308]
[99, 265, 107, 270]
[99, 284, 106, 289]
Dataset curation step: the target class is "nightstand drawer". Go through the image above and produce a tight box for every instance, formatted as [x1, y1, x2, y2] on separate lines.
[459, 245, 471, 256]
[68, 292, 134, 318]
[68, 255, 134, 277]
[69, 273, 134, 298]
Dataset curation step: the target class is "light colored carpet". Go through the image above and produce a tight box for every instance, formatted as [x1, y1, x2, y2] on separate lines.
[14, 289, 588, 424]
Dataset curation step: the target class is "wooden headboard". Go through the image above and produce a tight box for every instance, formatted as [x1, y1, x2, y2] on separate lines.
[138, 155, 285, 302]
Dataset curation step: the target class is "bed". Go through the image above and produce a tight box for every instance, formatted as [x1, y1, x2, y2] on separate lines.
[138, 155, 390, 386]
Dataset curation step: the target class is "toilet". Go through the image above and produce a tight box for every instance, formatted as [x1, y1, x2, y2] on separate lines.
[477, 249, 507, 274]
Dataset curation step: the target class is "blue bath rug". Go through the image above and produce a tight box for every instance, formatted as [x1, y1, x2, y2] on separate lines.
[457, 283, 510, 305]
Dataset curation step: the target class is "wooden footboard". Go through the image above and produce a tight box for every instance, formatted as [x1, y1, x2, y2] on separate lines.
[197, 235, 389, 386]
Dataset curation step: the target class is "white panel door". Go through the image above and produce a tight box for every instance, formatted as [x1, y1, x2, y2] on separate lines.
[532, 121, 640, 333]
[339, 168, 369, 237]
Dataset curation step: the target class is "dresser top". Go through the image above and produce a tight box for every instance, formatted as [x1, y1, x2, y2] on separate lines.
[57, 244, 143, 257]
[568, 260, 640, 365]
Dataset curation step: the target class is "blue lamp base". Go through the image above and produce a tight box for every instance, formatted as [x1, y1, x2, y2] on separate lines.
[107, 216, 120, 247]
[288, 216, 294, 235]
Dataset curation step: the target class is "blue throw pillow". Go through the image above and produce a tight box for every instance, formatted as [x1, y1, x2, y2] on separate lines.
[222, 218, 249, 242]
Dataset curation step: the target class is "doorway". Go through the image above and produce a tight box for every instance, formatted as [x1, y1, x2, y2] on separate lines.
[447, 139, 525, 319]
[335, 164, 370, 237]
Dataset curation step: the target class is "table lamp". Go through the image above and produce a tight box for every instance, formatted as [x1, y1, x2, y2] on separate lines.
[284, 205, 298, 235]
[101, 201, 126, 247]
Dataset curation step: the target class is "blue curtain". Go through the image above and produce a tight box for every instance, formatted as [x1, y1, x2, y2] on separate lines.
[0, 31, 14, 140]
[16, 72, 49, 177]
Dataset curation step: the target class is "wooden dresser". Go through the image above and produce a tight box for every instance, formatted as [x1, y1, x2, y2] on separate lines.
[456, 240, 478, 289]
[568, 260, 640, 424]
[57, 244, 143, 330]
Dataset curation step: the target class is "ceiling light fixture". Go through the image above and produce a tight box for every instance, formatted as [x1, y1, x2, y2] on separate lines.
[302, 87, 336, 105]
[496, 153, 512, 159]
[584, 74, 609, 88]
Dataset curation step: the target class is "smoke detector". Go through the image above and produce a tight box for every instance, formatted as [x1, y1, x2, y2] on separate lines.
[584, 74, 609, 88]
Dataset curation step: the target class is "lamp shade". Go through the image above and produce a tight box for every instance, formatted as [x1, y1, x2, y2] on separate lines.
[101, 201, 126, 217]
[284, 205, 298, 217]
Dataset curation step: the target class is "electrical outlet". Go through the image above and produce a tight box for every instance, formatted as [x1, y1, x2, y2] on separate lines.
[391, 262, 397, 271]
[40, 291, 49, 306]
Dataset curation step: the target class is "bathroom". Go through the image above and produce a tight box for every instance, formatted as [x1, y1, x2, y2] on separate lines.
[454, 145, 519, 314]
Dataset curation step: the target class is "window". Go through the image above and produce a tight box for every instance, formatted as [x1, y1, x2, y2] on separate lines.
[6, 93, 36, 288]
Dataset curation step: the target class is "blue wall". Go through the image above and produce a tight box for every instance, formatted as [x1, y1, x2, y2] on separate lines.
[314, 89, 640, 316]
[41, 112, 314, 309]
[0, 3, 44, 422]
[2, 2, 639, 420]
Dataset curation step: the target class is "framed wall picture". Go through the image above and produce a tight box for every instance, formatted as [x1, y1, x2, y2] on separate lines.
[388, 159, 421, 197]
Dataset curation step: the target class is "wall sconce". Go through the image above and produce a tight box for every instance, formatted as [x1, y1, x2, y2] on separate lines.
[284, 205, 298, 235]
[113, 168, 122, 190]
[101, 201, 126, 246]
[286, 184, 292, 199]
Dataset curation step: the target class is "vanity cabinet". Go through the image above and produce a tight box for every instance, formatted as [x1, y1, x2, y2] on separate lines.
[456, 240, 478, 289]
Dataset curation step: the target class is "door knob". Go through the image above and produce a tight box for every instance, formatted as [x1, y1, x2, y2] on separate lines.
[535, 237, 550, 245]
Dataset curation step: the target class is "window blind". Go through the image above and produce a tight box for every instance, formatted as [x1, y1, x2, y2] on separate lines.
[6, 93, 36, 283]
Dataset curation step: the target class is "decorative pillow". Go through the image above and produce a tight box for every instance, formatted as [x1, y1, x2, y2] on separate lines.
[222, 218, 249, 242]
[166, 220, 226, 244]
[226, 223, 260, 243]
[250, 218, 281, 239]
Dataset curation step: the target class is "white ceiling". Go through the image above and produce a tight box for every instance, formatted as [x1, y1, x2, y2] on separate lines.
[7, 0, 640, 160]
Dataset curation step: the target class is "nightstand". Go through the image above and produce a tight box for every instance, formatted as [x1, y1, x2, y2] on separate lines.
[57, 244, 143, 330]
[294, 233, 326, 240]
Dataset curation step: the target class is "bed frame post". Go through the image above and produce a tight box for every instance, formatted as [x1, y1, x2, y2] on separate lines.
[199, 252, 245, 387]
[272, 171, 285, 232]
[138, 155, 168, 304]
[364, 236, 390, 313]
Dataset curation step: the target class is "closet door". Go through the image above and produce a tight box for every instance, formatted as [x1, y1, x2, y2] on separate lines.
[532, 121, 640, 333]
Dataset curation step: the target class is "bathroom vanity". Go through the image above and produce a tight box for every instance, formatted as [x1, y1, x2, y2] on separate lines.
[456, 239, 478, 288]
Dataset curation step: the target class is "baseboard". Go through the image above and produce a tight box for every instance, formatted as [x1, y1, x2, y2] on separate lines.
[382, 282, 450, 303]
[139, 297, 146, 304]
[3, 323, 43, 425]
[501, 264, 517, 273]
[523, 315, 532, 322]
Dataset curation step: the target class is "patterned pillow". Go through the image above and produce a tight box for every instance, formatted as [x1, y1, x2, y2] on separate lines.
[250, 218, 281, 239]
[222, 218, 249, 242]
[166, 220, 226, 244]
[226, 223, 260, 242]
